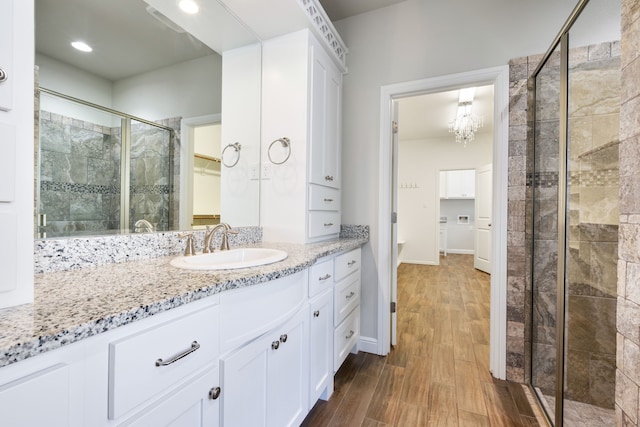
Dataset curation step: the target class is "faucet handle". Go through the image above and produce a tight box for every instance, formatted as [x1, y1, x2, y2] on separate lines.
[178, 232, 196, 256]
[220, 227, 238, 251]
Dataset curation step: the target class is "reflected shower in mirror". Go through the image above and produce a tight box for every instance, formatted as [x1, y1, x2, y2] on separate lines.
[34, 0, 261, 238]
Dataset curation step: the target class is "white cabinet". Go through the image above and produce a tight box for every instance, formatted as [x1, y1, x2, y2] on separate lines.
[0, 364, 71, 426]
[260, 29, 344, 243]
[332, 248, 361, 372]
[108, 305, 220, 419]
[307, 256, 334, 405]
[220, 306, 309, 427]
[121, 365, 220, 427]
[440, 169, 476, 199]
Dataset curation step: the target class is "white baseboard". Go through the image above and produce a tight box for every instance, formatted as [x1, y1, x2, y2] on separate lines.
[397, 259, 437, 266]
[358, 336, 379, 354]
[445, 249, 474, 255]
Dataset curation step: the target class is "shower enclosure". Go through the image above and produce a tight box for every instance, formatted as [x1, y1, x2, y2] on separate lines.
[36, 88, 175, 237]
[528, 0, 621, 425]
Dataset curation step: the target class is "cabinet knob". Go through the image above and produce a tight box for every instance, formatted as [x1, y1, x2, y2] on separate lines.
[0, 67, 7, 83]
[325, 175, 334, 181]
[271, 340, 280, 350]
[209, 387, 221, 400]
[313, 310, 320, 317]
[280, 334, 288, 343]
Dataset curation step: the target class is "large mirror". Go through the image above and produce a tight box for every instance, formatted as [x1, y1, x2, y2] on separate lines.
[34, 0, 261, 238]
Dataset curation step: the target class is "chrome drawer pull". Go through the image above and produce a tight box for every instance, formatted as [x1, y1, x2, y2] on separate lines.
[0, 67, 7, 83]
[280, 334, 288, 343]
[155, 341, 200, 367]
[314, 310, 320, 317]
[324, 198, 334, 202]
[347, 260, 357, 267]
[346, 291, 355, 299]
[209, 387, 221, 400]
[325, 175, 334, 181]
[324, 223, 334, 227]
[319, 273, 331, 281]
[345, 330, 355, 339]
[272, 340, 280, 350]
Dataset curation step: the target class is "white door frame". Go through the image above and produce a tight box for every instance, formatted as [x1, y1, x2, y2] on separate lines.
[179, 113, 221, 230]
[377, 65, 509, 379]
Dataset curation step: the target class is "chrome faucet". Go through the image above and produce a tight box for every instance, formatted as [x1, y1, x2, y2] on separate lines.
[203, 223, 238, 252]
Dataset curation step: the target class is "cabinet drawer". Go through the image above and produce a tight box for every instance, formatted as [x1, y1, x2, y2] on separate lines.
[309, 258, 334, 297]
[108, 305, 219, 420]
[334, 247, 361, 281]
[334, 307, 360, 372]
[309, 185, 340, 211]
[334, 274, 360, 326]
[308, 212, 340, 239]
[219, 272, 305, 353]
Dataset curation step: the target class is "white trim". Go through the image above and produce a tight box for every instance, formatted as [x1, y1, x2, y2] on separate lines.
[358, 336, 378, 354]
[179, 114, 221, 230]
[397, 259, 438, 266]
[377, 66, 509, 379]
[445, 249, 475, 255]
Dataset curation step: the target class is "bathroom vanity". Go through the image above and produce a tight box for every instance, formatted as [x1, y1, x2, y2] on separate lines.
[0, 236, 365, 426]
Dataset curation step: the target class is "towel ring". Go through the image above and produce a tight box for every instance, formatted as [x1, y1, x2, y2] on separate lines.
[221, 142, 241, 168]
[268, 137, 291, 165]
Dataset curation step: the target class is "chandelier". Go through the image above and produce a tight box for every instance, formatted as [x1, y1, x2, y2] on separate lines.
[448, 88, 484, 146]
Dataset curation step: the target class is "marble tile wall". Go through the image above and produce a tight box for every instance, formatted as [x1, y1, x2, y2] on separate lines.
[38, 112, 180, 236]
[616, 1, 640, 425]
[38, 111, 121, 237]
[507, 38, 621, 412]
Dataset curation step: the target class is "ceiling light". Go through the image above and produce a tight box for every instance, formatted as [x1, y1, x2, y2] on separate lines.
[448, 88, 483, 146]
[71, 41, 93, 52]
[178, 0, 199, 14]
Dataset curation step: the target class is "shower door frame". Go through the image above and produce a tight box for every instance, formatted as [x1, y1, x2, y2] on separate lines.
[528, 0, 591, 425]
[37, 87, 175, 235]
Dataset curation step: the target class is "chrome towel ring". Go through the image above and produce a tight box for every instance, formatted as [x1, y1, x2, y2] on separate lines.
[221, 142, 241, 168]
[268, 137, 291, 165]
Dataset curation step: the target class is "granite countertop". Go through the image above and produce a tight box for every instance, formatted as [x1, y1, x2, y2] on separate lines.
[0, 237, 366, 369]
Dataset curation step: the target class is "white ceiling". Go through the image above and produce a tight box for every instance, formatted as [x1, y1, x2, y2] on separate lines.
[318, 0, 408, 21]
[36, 0, 217, 81]
[397, 85, 494, 141]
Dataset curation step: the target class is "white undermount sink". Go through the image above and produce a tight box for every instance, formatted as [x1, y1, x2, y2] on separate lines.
[170, 248, 288, 270]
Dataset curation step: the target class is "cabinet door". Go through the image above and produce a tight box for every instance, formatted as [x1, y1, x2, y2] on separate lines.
[308, 44, 341, 189]
[0, 364, 70, 426]
[267, 307, 309, 427]
[309, 289, 333, 406]
[122, 366, 220, 427]
[220, 333, 270, 427]
[221, 307, 309, 427]
[445, 169, 475, 198]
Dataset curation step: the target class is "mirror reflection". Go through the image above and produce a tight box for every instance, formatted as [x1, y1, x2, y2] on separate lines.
[34, 0, 260, 238]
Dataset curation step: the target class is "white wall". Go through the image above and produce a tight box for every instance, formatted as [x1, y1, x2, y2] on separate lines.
[113, 54, 222, 121]
[397, 133, 492, 265]
[440, 199, 475, 253]
[333, 0, 588, 341]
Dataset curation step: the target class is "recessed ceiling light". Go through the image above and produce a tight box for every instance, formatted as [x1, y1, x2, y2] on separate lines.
[178, 0, 199, 14]
[71, 41, 92, 52]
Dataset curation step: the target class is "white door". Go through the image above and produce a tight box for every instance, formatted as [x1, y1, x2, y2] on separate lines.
[390, 101, 399, 347]
[474, 164, 492, 273]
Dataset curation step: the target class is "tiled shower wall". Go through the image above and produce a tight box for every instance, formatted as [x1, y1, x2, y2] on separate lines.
[506, 38, 621, 411]
[616, 0, 640, 425]
[38, 112, 180, 237]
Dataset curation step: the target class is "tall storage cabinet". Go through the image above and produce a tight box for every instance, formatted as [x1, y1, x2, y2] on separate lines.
[260, 29, 344, 244]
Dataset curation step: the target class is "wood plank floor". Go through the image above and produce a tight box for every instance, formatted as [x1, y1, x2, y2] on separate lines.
[302, 254, 547, 427]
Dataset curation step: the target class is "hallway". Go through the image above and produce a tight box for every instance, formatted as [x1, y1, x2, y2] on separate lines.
[302, 255, 546, 426]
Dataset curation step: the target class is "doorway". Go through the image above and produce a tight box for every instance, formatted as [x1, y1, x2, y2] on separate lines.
[378, 66, 510, 379]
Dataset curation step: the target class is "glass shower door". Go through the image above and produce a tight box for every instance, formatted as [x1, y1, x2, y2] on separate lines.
[530, 43, 562, 423]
